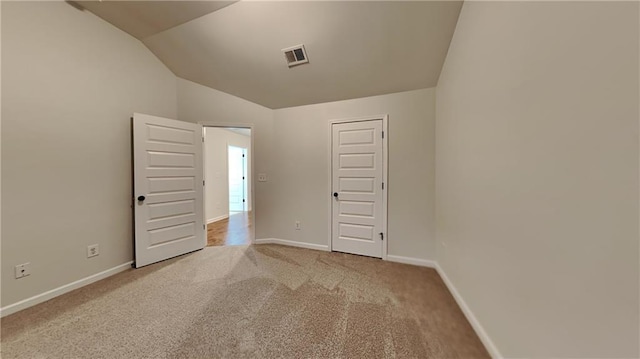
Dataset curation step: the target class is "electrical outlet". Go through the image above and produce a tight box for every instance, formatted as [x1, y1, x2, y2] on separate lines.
[87, 244, 99, 258]
[15, 263, 31, 279]
[258, 173, 268, 182]
[295, 221, 301, 230]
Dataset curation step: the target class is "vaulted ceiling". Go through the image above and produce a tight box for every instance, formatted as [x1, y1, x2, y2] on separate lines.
[79, 1, 463, 109]
[77, 1, 237, 39]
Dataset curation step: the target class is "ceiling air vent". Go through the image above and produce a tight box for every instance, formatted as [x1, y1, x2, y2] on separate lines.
[282, 44, 309, 68]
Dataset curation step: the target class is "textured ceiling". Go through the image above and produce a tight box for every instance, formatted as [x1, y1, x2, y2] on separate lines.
[77, 1, 236, 39]
[83, 1, 463, 109]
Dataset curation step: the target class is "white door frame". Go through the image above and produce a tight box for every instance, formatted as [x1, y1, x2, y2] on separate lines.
[199, 122, 256, 243]
[328, 115, 389, 260]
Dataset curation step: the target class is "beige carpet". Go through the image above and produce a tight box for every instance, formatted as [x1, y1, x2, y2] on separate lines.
[1, 244, 489, 358]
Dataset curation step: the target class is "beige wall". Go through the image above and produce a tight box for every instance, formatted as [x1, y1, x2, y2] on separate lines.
[2, 2, 177, 307]
[178, 80, 436, 259]
[204, 127, 252, 222]
[272, 88, 436, 260]
[436, 1, 639, 357]
[177, 78, 273, 238]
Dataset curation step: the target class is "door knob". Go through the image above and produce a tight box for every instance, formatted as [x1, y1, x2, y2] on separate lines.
[333, 192, 339, 198]
[137, 195, 146, 201]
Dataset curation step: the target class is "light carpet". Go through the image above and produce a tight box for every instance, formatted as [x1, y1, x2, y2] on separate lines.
[1, 244, 489, 358]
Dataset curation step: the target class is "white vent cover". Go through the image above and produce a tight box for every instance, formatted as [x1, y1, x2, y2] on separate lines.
[282, 44, 309, 67]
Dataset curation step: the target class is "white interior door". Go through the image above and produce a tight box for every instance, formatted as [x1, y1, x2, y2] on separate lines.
[332, 120, 384, 258]
[228, 146, 246, 212]
[133, 113, 205, 268]
[242, 148, 248, 210]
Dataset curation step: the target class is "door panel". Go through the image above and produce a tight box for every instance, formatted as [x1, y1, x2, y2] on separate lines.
[147, 200, 195, 219]
[339, 129, 375, 145]
[340, 201, 375, 217]
[332, 120, 384, 258]
[133, 113, 205, 268]
[148, 223, 196, 246]
[339, 153, 375, 168]
[148, 177, 195, 193]
[339, 177, 375, 192]
[339, 223, 374, 240]
[147, 124, 195, 144]
[147, 152, 195, 167]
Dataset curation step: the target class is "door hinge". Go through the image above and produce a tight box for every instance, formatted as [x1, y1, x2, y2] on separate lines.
[380, 232, 384, 241]
[202, 136, 205, 142]
[382, 182, 385, 190]
[382, 131, 384, 139]
[203, 180, 205, 186]
[243, 199, 246, 203]
[203, 224, 206, 230]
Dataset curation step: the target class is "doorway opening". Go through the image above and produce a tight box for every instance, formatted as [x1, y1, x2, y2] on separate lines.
[203, 126, 253, 247]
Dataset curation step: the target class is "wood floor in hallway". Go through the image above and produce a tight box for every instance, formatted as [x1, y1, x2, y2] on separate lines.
[207, 211, 252, 247]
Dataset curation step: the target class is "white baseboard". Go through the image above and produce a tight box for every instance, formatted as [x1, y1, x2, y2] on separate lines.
[435, 263, 502, 359]
[0, 261, 133, 318]
[386, 255, 436, 268]
[207, 214, 229, 224]
[254, 238, 330, 252]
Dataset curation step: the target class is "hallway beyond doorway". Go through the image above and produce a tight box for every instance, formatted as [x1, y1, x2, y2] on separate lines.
[207, 211, 252, 247]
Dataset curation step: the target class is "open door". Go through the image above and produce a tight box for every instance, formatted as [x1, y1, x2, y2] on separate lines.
[228, 146, 247, 212]
[133, 113, 205, 268]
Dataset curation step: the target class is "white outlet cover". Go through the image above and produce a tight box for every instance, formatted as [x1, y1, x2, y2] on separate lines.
[258, 173, 268, 182]
[87, 244, 99, 258]
[15, 262, 31, 278]
[21, 263, 31, 277]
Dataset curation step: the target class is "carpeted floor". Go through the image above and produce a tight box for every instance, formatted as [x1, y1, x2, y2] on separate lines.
[1, 244, 489, 358]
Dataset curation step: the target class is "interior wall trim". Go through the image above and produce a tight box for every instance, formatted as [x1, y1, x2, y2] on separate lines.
[1, 261, 133, 318]
[435, 263, 502, 358]
[386, 255, 436, 268]
[206, 214, 229, 224]
[254, 238, 330, 252]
